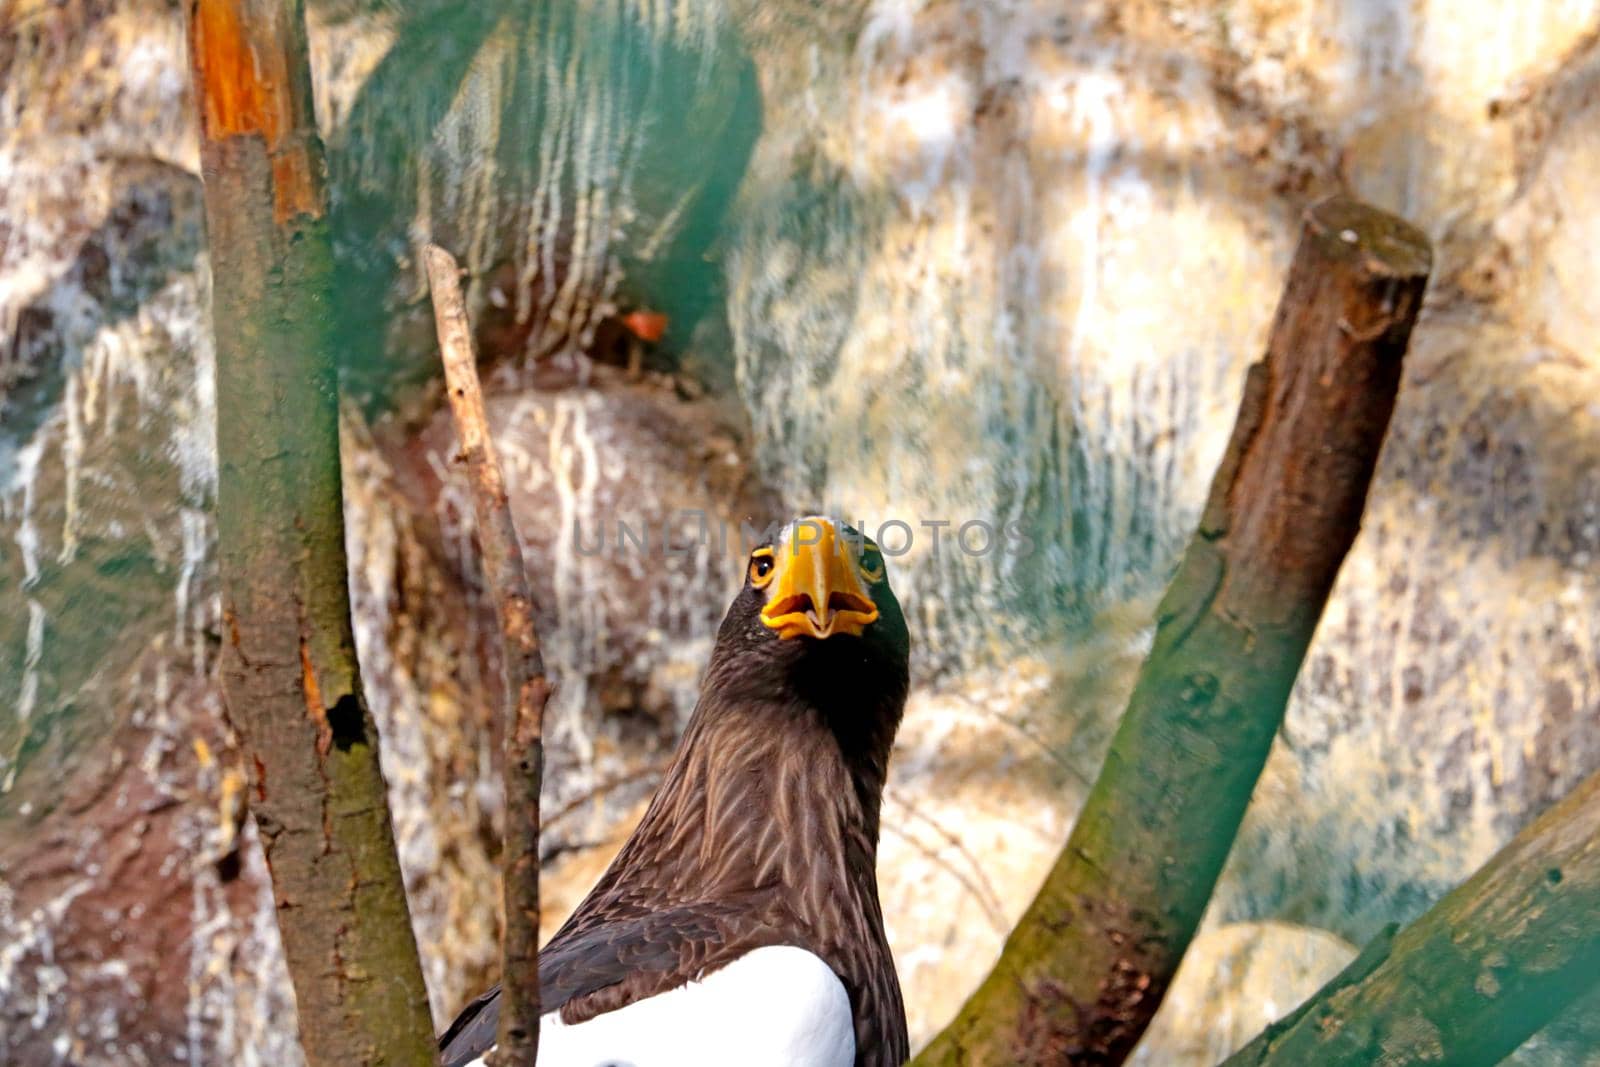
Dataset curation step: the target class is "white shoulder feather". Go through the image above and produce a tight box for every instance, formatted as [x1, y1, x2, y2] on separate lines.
[461, 945, 854, 1067]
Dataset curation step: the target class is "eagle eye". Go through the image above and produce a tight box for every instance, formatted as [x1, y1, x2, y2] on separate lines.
[859, 543, 885, 583]
[749, 549, 776, 587]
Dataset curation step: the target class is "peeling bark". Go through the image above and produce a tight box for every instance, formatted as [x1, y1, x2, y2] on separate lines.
[187, 1, 435, 1064]
[1222, 768, 1600, 1066]
[913, 197, 1433, 1066]
[425, 243, 550, 1067]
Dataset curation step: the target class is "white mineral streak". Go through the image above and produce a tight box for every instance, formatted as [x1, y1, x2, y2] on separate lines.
[544, 394, 604, 768]
[2, 267, 221, 697]
[16, 602, 46, 727]
[0, 878, 96, 1028]
[726, 0, 1600, 1054]
[306, 7, 397, 135]
[8, 439, 46, 587]
[515, 385, 741, 741]
[4, 600, 47, 790]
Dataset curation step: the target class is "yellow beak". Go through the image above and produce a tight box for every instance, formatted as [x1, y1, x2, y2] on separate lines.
[760, 518, 880, 640]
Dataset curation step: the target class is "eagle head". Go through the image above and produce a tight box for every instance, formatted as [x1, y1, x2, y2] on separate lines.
[702, 516, 910, 762]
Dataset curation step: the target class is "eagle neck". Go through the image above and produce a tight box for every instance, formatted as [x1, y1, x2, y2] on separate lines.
[642, 695, 885, 908]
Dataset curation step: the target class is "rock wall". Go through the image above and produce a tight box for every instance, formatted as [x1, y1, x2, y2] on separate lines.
[2, 0, 1598, 1063]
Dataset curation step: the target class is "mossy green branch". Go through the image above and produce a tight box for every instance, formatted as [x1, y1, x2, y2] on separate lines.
[1222, 769, 1600, 1066]
[913, 197, 1432, 1066]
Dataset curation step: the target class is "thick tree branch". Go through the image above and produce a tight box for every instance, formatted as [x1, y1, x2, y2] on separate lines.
[1221, 768, 1600, 1066]
[914, 197, 1432, 1066]
[424, 243, 550, 1067]
[187, 2, 435, 1064]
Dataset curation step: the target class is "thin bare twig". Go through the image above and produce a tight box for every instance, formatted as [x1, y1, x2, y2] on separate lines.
[424, 243, 550, 1067]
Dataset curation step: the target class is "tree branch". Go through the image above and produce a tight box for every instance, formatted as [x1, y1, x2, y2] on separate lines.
[1221, 768, 1600, 1066]
[187, 2, 435, 1064]
[424, 243, 550, 1067]
[913, 197, 1433, 1066]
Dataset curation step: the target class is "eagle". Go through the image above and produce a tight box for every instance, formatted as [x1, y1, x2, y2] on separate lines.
[439, 515, 912, 1067]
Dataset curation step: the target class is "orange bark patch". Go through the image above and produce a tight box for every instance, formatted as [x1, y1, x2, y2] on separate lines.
[269, 145, 321, 224]
[299, 637, 333, 757]
[191, 0, 324, 222]
[192, 0, 290, 144]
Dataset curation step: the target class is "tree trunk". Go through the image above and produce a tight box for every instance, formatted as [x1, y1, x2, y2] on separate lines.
[914, 197, 1432, 1066]
[187, 2, 436, 1064]
[1220, 767, 1600, 1066]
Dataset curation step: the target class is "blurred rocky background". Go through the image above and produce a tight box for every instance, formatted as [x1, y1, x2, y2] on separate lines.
[2, 0, 1597, 1064]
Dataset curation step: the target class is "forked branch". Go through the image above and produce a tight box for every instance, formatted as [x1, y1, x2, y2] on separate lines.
[914, 197, 1433, 1066]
